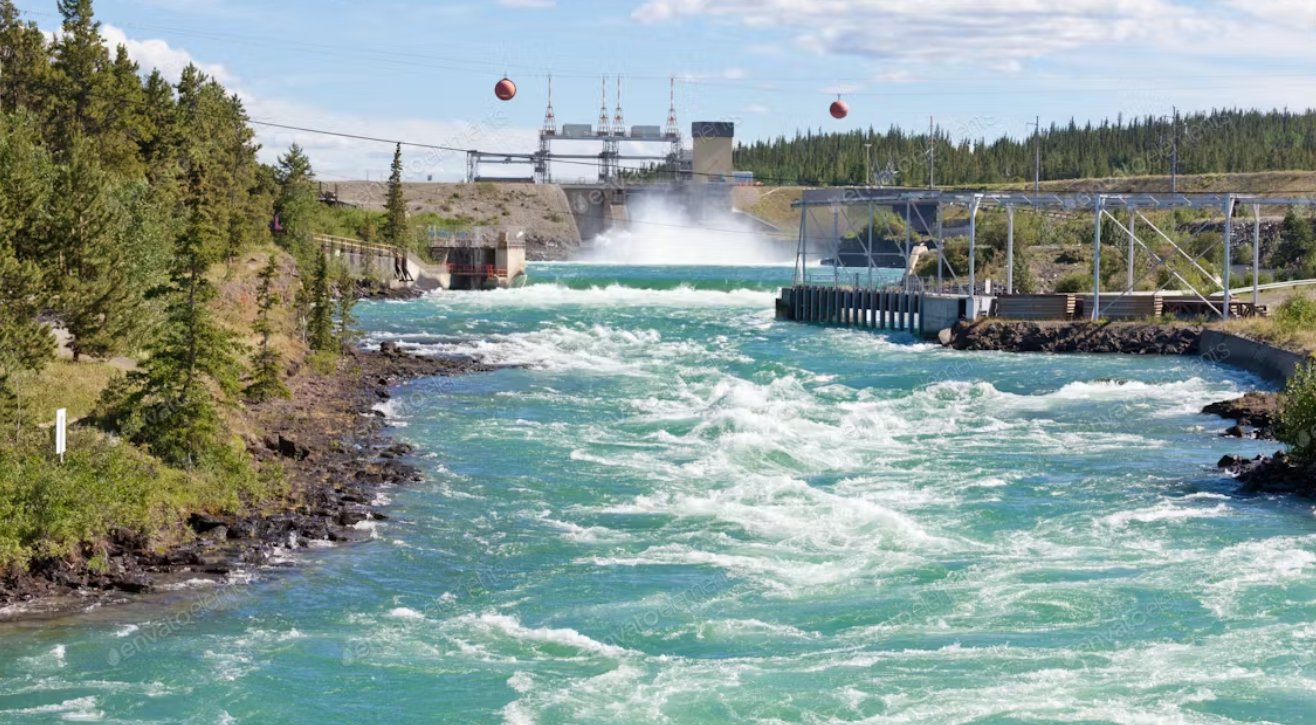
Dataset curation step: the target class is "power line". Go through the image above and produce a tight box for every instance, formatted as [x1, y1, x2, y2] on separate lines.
[18, 5, 1316, 98]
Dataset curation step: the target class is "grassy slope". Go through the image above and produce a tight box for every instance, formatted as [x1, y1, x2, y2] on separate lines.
[0, 250, 304, 572]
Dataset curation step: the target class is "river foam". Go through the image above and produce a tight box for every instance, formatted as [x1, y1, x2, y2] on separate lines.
[1, 264, 1300, 725]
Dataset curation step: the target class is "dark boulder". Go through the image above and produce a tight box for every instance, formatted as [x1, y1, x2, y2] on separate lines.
[188, 513, 232, 535]
[1203, 392, 1281, 440]
[276, 435, 311, 461]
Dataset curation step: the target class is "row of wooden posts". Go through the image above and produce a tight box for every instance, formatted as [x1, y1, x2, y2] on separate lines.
[782, 286, 923, 334]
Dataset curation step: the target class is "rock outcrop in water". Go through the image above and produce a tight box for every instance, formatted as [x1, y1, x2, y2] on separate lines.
[1218, 452, 1316, 497]
[1202, 392, 1282, 440]
[944, 320, 1203, 355]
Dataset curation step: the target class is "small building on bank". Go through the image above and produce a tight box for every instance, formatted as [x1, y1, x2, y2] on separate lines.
[430, 229, 528, 291]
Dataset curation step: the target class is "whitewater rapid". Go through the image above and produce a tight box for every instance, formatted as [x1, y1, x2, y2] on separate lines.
[1, 265, 1309, 725]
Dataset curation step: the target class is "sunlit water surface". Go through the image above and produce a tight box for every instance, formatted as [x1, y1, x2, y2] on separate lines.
[2, 264, 1313, 725]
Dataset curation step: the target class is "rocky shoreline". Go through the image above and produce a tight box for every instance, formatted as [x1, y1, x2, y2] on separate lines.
[941, 320, 1314, 497]
[944, 320, 1203, 355]
[0, 344, 492, 619]
[1202, 391, 1316, 497]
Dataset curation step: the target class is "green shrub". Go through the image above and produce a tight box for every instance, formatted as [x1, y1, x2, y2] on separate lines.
[1053, 273, 1090, 294]
[0, 430, 273, 572]
[1055, 248, 1087, 265]
[1275, 296, 1316, 333]
[1280, 361, 1316, 464]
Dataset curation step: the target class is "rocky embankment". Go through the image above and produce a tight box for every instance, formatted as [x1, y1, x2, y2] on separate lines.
[1206, 392, 1316, 496]
[0, 344, 492, 615]
[944, 320, 1204, 355]
[1218, 453, 1315, 497]
[1203, 392, 1281, 440]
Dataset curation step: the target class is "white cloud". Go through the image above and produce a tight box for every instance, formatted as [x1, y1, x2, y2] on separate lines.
[678, 67, 747, 81]
[99, 25, 539, 181]
[633, 0, 1209, 67]
[245, 95, 540, 181]
[101, 25, 232, 83]
[497, 0, 558, 8]
[1220, 0, 1316, 27]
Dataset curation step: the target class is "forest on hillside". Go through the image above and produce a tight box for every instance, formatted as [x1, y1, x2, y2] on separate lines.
[0, 0, 419, 573]
[734, 109, 1316, 187]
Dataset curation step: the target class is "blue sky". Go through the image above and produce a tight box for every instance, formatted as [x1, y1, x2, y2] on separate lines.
[19, 0, 1316, 180]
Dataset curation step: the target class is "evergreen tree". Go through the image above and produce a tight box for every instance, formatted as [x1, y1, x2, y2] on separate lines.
[1274, 208, 1315, 269]
[245, 254, 290, 402]
[47, 136, 145, 360]
[274, 142, 320, 265]
[110, 170, 245, 468]
[306, 250, 335, 353]
[0, 244, 55, 438]
[138, 69, 178, 186]
[334, 264, 360, 350]
[382, 143, 408, 247]
[0, 1, 53, 115]
[0, 112, 54, 263]
[49, 0, 113, 152]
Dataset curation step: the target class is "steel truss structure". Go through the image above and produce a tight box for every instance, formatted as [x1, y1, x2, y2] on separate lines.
[467, 76, 684, 184]
[793, 189, 1316, 320]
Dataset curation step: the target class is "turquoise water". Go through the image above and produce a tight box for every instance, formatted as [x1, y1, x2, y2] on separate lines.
[3, 264, 1315, 724]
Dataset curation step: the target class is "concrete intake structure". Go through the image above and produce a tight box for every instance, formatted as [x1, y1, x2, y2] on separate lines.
[775, 285, 967, 339]
[318, 231, 527, 291]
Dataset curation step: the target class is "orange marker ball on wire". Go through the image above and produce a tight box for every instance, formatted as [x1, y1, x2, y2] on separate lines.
[495, 77, 518, 101]
[830, 97, 849, 120]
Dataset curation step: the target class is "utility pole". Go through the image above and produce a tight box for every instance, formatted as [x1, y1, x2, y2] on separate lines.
[1026, 117, 1041, 195]
[1034, 116, 1041, 195]
[928, 116, 935, 189]
[864, 142, 873, 187]
[1171, 106, 1179, 194]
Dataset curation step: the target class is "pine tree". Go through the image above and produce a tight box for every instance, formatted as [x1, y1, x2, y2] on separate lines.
[0, 1, 53, 115]
[50, 0, 112, 152]
[245, 254, 290, 402]
[334, 264, 360, 350]
[49, 136, 132, 360]
[0, 245, 55, 438]
[1275, 208, 1315, 269]
[111, 169, 245, 468]
[274, 142, 320, 265]
[306, 250, 335, 353]
[382, 143, 408, 247]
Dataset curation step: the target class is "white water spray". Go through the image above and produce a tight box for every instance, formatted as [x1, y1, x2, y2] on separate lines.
[577, 196, 793, 266]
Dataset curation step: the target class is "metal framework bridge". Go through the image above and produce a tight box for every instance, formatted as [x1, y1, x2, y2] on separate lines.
[793, 189, 1316, 321]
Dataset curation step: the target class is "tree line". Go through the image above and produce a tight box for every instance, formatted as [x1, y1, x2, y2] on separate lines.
[734, 109, 1316, 187]
[0, 0, 419, 473]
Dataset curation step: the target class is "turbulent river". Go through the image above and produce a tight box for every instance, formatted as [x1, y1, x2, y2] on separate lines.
[3, 264, 1314, 724]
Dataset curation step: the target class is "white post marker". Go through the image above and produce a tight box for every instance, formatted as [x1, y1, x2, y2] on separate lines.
[55, 408, 67, 463]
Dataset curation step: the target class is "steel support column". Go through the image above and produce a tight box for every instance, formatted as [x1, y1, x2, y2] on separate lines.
[1092, 196, 1103, 322]
[1223, 194, 1234, 321]
[1253, 204, 1262, 308]
[1127, 207, 1136, 293]
[1006, 205, 1015, 295]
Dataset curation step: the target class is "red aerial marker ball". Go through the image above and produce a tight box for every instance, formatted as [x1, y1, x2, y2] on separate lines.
[830, 99, 849, 120]
[495, 78, 517, 101]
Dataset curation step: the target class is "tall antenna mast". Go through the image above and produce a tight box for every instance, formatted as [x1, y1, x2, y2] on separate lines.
[613, 75, 625, 137]
[664, 76, 680, 140]
[542, 74, 557, 135]
[929, 116, 935, 189]
[598, 76, 610, 136]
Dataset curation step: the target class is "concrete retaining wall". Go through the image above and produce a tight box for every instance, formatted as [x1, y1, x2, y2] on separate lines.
[1201, 330, 1311, 383]
[920, 296, 965, 338]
